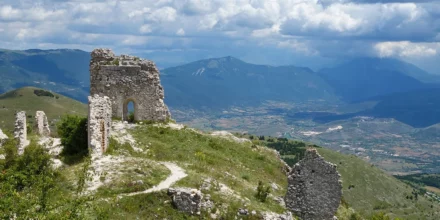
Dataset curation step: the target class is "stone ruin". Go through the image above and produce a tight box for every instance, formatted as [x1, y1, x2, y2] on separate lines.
[89, 48, 171, 122]
[285, 149, 342, 220]
[35, 111, 50, 136]
[0, 128, 8, 146]
[14, 111, 29, 154]
[88, 94, 112, 158]
[10, 110, 53, 154]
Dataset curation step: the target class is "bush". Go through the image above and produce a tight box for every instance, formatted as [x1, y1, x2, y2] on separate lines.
[27, 124, 33, 135]
[0, 142, 58, 218]
[255, 181, 271, 202]
[2, 138, 18, 169]
[112, 59, 120, 66]
[370, 212, 391, 220]
[57, 115, 88, 161]
[128, 111, 135, 123]
[33, 89, 54, 98]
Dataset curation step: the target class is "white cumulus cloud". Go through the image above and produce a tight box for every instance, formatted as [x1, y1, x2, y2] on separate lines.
[375, 41, 439, 58]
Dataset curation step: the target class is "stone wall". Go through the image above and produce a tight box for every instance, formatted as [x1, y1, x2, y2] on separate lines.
[35, 111, 50, 136]
[90, 48, 171, 122]
[0, 128, 8, 146]
[285, 149, 342, 220]
[88, 94, 112, 158]
[14, 111, 29, 154]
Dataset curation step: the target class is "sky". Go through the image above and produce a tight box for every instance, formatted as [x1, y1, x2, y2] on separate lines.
[0, 0, 439, 72]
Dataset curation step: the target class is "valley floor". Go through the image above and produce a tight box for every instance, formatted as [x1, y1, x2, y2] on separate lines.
[170, 101, 440, 175]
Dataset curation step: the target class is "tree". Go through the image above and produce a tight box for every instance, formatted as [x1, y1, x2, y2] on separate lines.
[57, 115, 88, 161]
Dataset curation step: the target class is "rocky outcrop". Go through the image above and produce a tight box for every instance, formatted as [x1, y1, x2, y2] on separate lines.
[88, 94, 112, 158]
[285, 149, 342, 220]
[261, 211, 293, 220]
[34, 111, 50, 136]
[14, 111, 29, 154]
[0, 128, 8, 146]
[90, 48, 171, 122]
[168, 188, 202, 215]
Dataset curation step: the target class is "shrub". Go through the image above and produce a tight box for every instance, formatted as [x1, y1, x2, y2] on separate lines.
[33, 89, 54, 98]
[2, 138, 18, 169]
[350, 213, 363, 220]
[370, 212, 391, 220]
[0, 142, 58, 218]
[27, 124, 33, 135]
[128, 111, 135, 123]
[255, 181, 271, 202]
[57, 115, 88, 161]
[112, 59, 120, 66]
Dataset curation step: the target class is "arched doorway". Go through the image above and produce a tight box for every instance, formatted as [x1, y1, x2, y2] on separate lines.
[123, 98, 137, 122]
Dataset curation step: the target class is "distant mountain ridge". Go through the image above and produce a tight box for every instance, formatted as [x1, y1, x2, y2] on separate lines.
[1, 49, 440, 128]
[161, 56, 337, 108]
[319, 57, 440, 102]
[0, 48, 90, 102]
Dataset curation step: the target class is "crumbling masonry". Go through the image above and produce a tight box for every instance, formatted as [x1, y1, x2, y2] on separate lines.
[89, 48, 171, 122]
[14, 111, 29, 155]
[35, 111, 50, 136]
[88, 94, 112, 158]
[285, 149, 342, 220]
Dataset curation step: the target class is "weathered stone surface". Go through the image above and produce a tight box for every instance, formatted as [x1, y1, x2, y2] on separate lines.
[168, 188, 202, 215]
[238, 208, 249, 215]
[14, 111, 29, 154]
[261, 212, 293, 220]
[34, 111, 50, 136]
[88, 95, 112, 158]
[0, 128, 8, 146]
[285, 149, 342, 220]
[90, 48, 171, 122]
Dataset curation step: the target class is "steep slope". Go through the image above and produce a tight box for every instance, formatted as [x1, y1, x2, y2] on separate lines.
[161, 56, 337, 109]
[319, 57, 437, 102]
[0, 49, 90, 102]
[0, 87, 87, 131]
[1, 119, 439, 219]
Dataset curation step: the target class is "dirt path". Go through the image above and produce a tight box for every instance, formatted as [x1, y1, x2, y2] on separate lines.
[122, 162, 187, 197]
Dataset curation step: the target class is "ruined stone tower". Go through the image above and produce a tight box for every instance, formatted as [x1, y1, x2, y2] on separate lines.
[90, 49, 171, 122]
[285, 148, 342, 220]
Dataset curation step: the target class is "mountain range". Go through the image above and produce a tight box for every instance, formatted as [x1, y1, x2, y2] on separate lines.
[1, 48, 440, 127]
[161, 56, 337, 108]
[0, 49, 90, 102]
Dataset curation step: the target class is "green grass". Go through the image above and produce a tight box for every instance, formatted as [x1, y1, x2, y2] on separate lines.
[3, 116, 440, 219]
[318, 148, 440, 219]
[130, 125, 288, 214]
[0, 87, 87, 132]
[95, 158, 170, 197]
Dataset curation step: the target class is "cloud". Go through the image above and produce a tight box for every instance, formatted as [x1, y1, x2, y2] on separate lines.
[176, 28, 185, 36]
[374, 41, 439, 57]
[0, 0, 438, 70]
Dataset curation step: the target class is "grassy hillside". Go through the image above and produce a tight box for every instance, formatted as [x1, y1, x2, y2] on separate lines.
[318, 148, 440, 219]
[0, 122, 292, 219]
[0, 87, 87, 132]
[232, 134, 440, 219]
[0, 49, 90, 102]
